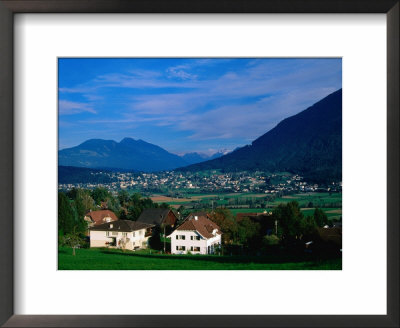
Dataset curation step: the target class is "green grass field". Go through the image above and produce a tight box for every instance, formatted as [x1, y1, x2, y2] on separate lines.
[154, 192, 341, 214]
[58, 247, 341, 270]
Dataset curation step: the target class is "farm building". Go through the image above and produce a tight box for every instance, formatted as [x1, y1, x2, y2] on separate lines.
[137, 208, 177, 230]
[89, 220, 154, 251]
[168, 215, 222, 255]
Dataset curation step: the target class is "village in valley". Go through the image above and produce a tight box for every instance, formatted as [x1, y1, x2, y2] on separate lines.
[59, 169, 342, 195]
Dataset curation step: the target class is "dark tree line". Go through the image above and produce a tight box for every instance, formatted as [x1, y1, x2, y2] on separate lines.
[58, 187, 170, 237]
[208, 201, 329, 254]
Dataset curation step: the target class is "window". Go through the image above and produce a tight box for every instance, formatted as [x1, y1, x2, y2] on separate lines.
[133, 232, 136, 237]
[176, 246, 186, 251]
[190, 235, 200, 241]
[105, 231, 110, 237]
[176, 235, 185, 240]
[122, 232, 127, 237]
[112, 232, 118, 236]
[190, 246, 200, 252]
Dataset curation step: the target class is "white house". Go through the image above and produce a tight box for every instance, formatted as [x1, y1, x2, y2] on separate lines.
[168, 215, 222, 255]
[89, 220, 154, 251]
[84, 209, 118, 227]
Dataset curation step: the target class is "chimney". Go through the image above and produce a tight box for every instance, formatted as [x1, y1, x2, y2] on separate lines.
[194, 216, 198, 221]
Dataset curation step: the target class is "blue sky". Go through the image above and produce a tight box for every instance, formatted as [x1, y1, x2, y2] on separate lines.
[58, 58, 341, 155]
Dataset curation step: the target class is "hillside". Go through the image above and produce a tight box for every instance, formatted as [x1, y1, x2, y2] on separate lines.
[58, 166, 115, 184]
[179, 89, 342, 183]
[59, 137, 188, 172]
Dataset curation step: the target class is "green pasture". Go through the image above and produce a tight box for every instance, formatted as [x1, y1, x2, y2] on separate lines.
[153, 191, 342, 221]
[58, 247, 341, 270]
[270, 193, 341, 207]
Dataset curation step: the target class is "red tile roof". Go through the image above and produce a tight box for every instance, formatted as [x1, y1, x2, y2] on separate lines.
[85, 210, 118, 225]
[184, 212, 211, 222]
[176, 215, 221, 239]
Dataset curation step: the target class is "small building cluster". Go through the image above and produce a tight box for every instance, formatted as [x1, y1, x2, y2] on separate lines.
[87, 208, 222, 254]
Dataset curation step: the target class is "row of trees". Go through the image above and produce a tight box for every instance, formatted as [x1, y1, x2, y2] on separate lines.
[208, 201, 329, 253]
[59, 188, 170, 235]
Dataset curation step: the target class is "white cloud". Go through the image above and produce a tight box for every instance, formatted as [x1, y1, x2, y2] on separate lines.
[166, 65, 197, 80]
[59, 100, 97, 115]
[60, 59, 341, 151]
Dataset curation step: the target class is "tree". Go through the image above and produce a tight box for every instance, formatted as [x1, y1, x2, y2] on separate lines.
[130, 192, 142, 205]
[313, 208, 328, 227]
[104, 195, 120, 213]
[159, 202, 170, 209]
[263, 234, 279, 246]
[237, 217, 261, 246]
[91, 187, 111, 205]
[59, 191, 88, 236]
[73, 196, 86, 221]
[210, 208, 238, 244]
[300, 215, 317, 239]
[58, 192, 77, 235]
[273, 201, 304, 244]
[60, 227, 84, 256]
[148, 227, 162, 250]
[66, 188, 79, 200]
[118, 190, 130, 207]
[81, 192, 95, 212]
[127, 205, 142, 221]
[119, 208, 128, 220]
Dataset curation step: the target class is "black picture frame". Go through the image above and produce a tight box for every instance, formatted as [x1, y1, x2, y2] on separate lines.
[0, 1, 398, 327]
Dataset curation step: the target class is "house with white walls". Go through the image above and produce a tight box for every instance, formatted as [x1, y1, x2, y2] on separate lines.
[89, 220, 154, 251]
[84, 209, 118, 227]
[168, 214, 222, 255]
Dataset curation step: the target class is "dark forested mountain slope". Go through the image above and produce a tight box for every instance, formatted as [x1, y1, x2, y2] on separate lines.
[180, 89, 342, 183]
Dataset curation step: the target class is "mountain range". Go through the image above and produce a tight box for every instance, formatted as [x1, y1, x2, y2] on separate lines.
[59, 138, 187, 172]
[180, 89, 342, 182]
[58, 138, 226, 171]
[58, 88, 342, 182]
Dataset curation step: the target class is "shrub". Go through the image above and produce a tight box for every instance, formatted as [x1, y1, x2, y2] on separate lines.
[263, 234, 280, 246]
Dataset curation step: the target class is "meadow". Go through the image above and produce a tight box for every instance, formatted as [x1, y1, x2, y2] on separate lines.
[151, 192, 342, 221]
[58, 247, 342, 270]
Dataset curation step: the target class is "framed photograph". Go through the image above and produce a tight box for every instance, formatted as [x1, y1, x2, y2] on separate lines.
[0, 1, 398, 327]
[57, 57, 343, 270]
